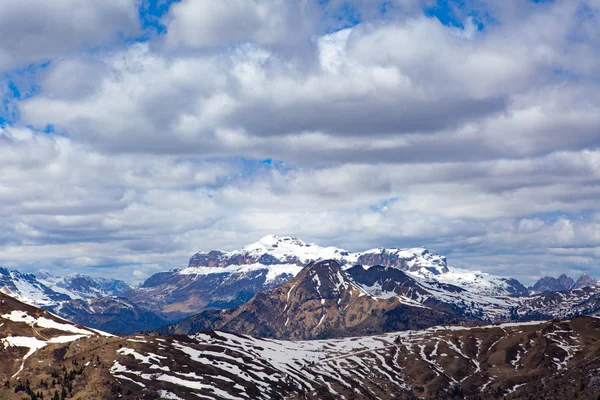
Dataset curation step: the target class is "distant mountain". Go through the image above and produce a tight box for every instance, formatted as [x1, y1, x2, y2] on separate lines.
[529, 274, 575, 293]
[529, 273, 599, 293]
[49, 296, 166, 334]
[0, 267, 70, 306]
[157, 259, 524, 339]
[572, 273, 598, 289]
[159, 259, 600, 340]
[129, 235, 528, 320]
[0, 268, 164, 333]
[36, 270, 131, 299]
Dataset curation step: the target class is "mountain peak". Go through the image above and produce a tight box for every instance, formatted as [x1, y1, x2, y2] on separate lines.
[573, 273, 598, 290]
[246, 235, 310, 250]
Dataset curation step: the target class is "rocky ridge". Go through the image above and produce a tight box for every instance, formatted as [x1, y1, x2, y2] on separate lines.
[529, 273, 599, 294]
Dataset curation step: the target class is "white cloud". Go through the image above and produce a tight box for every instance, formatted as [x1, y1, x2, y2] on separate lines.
[2, 0, 600, 284]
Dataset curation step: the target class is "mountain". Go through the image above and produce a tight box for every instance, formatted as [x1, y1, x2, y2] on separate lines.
[158, 260, 519, 339]
[3, 291, 600, 399]
[529, 273, 599, 293]
[124, 317, 600, 400]
[159, 259, 600, 340]
[0, 267, 70, 306]
[0, 268, 164, 334]
[572, 273, 598, 289]
[529, 274, 575, 293]
[128, 235, 528, 320]
[49, 296, 166, 335]
[35, 271, 131, 299]
[0, 292, 111, 382]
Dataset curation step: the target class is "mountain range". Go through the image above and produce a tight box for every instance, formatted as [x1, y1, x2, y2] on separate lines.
[158, 259, 600, 340]
[0, 235, 599, 337]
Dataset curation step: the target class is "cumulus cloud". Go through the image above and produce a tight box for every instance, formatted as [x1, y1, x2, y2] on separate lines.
[0, 0, 139, 71]
[1, 0, 600, 284]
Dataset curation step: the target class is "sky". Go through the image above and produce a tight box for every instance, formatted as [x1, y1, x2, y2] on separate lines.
[1, 0, 599, 285]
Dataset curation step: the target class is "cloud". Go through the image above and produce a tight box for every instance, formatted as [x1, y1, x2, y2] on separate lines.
[0, 0, 139, 71]
[1, 0, 600, 284]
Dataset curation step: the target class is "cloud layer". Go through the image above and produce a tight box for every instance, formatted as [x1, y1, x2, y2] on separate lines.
[1, 0, 600, 284]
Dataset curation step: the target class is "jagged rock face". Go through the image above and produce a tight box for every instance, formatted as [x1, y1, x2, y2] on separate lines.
[357, 248, 449, 274]
[572, 273, 598, 289]
[530, 274, 575, 293]
[529, 273, 599, 294]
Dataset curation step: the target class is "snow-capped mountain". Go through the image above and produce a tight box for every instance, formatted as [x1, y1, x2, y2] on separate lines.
[0, 268, 165, 334]
[161, 259, 600, 340]
[185, 235, 527, 296]
[160, 259, 517, 339]
[0, 268, 131, 308]
[0, 267, 70, 306]
[132, 235, 527, 320]
[35, 271, 131, 300]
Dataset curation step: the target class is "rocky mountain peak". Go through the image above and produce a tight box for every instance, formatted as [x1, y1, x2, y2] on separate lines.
[529, 274, 575, 294]
[573, 273, 598, 290]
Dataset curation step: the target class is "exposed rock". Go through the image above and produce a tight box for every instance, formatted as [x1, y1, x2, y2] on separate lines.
[572, 273, 598, 289]
[529, 274, 575, 293]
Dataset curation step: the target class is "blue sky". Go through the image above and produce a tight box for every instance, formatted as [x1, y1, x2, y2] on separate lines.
[0, 0, 599, 284]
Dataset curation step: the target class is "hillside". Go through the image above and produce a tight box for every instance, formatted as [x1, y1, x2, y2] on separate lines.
[2, 291, 600, 399]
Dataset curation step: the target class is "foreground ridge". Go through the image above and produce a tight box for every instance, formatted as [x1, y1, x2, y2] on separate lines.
[2, 291, 600, 399]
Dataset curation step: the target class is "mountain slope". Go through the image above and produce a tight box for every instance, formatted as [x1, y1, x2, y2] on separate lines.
[3, 291, 600, 399]
[0, 292, 110, 381]
[121, 317, 600, 400]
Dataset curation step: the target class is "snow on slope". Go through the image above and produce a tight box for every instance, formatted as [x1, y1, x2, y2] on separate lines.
[0, 305, 101, 378]
[183, 235, 524, 298]
[109, 318, 590, 399]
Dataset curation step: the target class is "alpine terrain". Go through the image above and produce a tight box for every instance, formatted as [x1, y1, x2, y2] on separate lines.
[2, 291, 600, 399]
